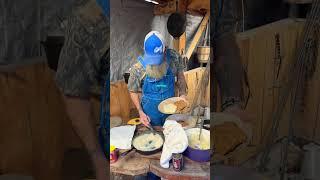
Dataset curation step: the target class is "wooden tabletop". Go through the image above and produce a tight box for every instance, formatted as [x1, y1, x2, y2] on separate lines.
[110, 150, 210, 179]
[150, 159, 210, 180]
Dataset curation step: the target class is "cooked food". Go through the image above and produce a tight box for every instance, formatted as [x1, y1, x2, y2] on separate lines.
[163, 103, 177, 114]
[186, 129, 210, 150]
[174, 100, 188, 112]
[133, 133, 164, 151]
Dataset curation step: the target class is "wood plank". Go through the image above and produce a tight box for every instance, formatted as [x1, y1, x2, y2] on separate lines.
[173, 32, 186, 55]
[183, 67, 210, 107]
[28, 64, 63, 180]
[110, 151, 150, 176]
[0, 63, 64, 179]
[154, 0, 176, 15]
[110, 81, 133, 123]
[0, 71, 33, 175]
[150, 158, 210, 180]
[260, 33, 275, 144]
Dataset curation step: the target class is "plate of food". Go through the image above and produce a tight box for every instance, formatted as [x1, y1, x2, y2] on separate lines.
[158, 97, 190, 114]
[132, 131, 164, 155]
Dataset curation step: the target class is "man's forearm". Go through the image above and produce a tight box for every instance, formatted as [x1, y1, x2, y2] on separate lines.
[63, 96, 101, 155]
[129, 92, 143, 112]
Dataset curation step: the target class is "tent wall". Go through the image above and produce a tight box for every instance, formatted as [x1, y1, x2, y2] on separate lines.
[0, 0, 75, 65]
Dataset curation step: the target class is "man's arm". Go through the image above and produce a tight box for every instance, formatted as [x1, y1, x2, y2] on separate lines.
[55, 13, 108, 179]
[127, 66, 151, 126]
[63, 96, 106, 163]
[129, 92, 150, 126]
[129, 92, 142, 112]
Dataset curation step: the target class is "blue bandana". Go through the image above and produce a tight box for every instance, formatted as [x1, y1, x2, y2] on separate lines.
[96, 0, 110, 17]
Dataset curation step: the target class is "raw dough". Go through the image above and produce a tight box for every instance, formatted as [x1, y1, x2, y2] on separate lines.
[133, 133, 164, 151]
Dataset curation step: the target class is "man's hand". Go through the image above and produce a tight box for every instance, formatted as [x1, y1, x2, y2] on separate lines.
[139, 110, 151, 126]
[223, 104, 252, 123]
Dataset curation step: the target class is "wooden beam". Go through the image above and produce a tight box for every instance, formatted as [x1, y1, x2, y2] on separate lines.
[154, 0, 188, 15]
[186, 11, 210, 60]
[154, 0, 176, 15]
[173, 32, 186, 55]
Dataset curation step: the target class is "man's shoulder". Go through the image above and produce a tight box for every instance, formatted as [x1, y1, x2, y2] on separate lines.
[166, 48, 178, 56]
[130, 62, 145, 77]
[166, 48, 180, 62]
[73, 0, 105, 25]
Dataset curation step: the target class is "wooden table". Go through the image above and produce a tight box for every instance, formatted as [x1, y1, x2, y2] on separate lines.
[110, 150, 210, 179]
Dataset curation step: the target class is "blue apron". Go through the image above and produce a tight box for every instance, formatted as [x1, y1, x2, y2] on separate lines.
[138, 52, 175, 126]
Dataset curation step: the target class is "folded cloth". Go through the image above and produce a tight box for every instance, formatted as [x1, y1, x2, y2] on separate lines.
[160, 120, 188, 168]
[110, 125, 136, 150]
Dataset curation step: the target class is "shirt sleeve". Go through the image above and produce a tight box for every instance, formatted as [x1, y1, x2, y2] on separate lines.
[168, 49, 184, 73]
[55, 15, 99, 98]
[127, 63, 144, 93]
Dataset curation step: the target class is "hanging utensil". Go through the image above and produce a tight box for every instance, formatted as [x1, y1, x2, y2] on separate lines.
[167, 12, 186, 39]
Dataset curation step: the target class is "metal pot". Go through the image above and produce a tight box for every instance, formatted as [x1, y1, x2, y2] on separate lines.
[132, 130, 165, 155]
[167, 12, 186, 39]
[183, 128, 211, 162]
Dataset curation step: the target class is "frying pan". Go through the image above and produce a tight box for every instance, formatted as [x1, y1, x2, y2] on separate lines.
[132, 130, 165, 155]
[167, 12, 186, 39]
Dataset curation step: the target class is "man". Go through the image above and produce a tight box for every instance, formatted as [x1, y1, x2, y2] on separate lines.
[55, 0, 109, 179]
[128, 31, 187, 127]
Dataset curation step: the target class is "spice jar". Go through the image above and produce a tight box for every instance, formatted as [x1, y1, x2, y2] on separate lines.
[110, 145, 118, 163]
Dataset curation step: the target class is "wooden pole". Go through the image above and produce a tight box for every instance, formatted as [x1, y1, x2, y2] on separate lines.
[186, 11, 210, 60]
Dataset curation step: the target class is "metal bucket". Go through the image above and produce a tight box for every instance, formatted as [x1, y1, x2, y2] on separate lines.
[183, 128, 210, 162]
[301, 143, 320, 179]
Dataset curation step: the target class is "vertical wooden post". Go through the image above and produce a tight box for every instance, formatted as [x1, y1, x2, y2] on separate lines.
[173, 32, 186, 55]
